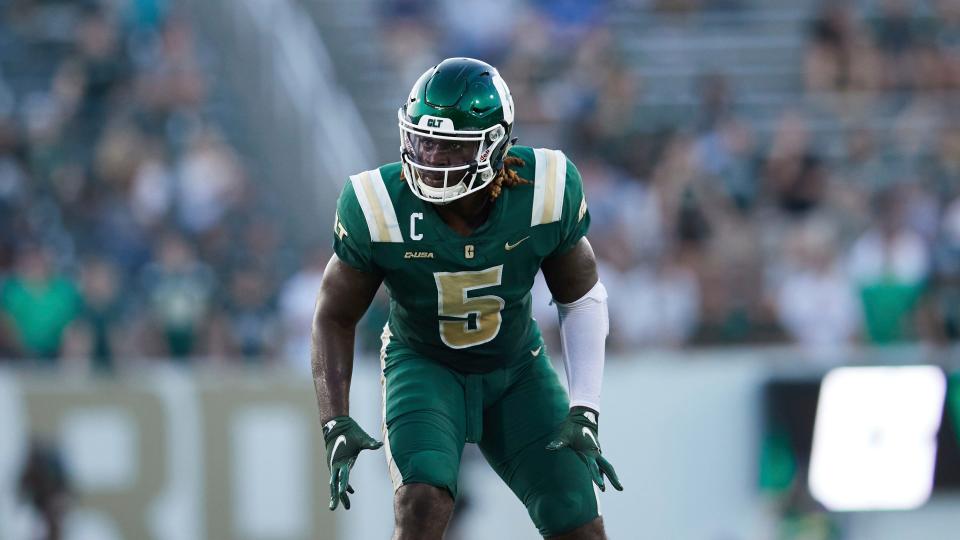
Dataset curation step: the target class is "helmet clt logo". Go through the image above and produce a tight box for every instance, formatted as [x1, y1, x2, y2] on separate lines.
[418, 116, 453, 130]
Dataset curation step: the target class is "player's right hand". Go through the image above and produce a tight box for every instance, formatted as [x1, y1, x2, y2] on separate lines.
[322, 415, 383, 510]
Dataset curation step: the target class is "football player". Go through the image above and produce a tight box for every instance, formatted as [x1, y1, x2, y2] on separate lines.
[312, 57, 622, 540]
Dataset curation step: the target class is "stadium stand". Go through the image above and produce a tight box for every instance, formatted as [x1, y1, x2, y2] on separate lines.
[2, 0, 960, 371]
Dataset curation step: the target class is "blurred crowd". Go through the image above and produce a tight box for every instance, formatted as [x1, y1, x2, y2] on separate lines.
[3, 0, 960, 372]
[383, 0, 960, 357]
[0, 0, 319, 372]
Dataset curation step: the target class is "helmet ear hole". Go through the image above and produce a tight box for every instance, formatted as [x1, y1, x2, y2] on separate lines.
[489, 125, 504, 143]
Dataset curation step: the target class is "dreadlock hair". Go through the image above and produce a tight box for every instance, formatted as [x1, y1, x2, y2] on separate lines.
[399, 155, 530, 201]
[488, 155, 529, 201]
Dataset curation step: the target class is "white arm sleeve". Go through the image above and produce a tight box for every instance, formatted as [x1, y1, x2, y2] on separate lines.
[555, 281, 608, 412]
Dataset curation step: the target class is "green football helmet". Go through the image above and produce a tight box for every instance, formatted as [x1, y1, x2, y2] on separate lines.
[399, 57, 516, 204]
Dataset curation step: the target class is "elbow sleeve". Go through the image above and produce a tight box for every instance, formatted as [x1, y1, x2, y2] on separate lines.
[555, 281, 608, 411]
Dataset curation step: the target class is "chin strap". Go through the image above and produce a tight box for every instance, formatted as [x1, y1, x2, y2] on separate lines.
[416, 176, 467, 203]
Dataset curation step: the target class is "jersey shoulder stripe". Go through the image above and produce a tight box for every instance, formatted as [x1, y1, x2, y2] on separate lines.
[530, 148, 568, 226]
[349, 168, 403, 243]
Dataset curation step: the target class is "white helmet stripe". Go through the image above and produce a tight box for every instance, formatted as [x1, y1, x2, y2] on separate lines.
[491, 70, 514, 124]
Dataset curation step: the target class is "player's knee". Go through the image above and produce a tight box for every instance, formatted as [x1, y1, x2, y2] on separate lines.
[529, 490, 599, 538]
[395, 483, 454, 527]
[401, 450, 458, 497]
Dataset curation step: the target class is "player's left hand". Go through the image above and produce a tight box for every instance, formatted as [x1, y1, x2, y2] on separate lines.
[546, 406, 623, 492]
[322, 415, 383, 510]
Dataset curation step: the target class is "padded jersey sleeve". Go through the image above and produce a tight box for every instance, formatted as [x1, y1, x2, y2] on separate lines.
[552, 155, 591, 256]
[332, 180, 378, 273]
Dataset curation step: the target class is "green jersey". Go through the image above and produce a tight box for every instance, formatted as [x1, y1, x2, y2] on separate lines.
[332, 146, 590, 373]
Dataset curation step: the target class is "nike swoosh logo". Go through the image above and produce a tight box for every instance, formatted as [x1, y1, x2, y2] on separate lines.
[531, 346, 542, 356]
[582, 427, 600, 450]
[330, 434, 346, 470]
[504, 236, 530, 251]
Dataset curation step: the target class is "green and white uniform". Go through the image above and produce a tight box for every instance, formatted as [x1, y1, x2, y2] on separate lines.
[333, 145, 599, 536]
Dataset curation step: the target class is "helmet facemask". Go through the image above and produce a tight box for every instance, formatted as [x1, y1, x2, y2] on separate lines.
[399, 110, 508, 205]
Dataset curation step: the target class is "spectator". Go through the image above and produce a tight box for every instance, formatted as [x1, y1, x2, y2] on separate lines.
[128, 136, 174, 229]
[609, 254, 700, 348]
[175, 126, 244, 234]
[0, 118, 26, 272]
[805, 3, 856, 92]
[438, 0, 519, 60]
[18, 439, 72, 540]
[125, 0, 171, 32]
[872, 0, 917, 56]
[695, 72, 733, 132]
[921, 196, 960, 342]
[220, 265, 278, 361]
[925, 126, 960, 201]
[695, 219, 771, 344]
[0, 244, 81, 362]
[140, 232, 214, 359]
[66, 5, 132, 142]
[380, 0, 442, 91]
[89, 122, 154, 271]
[763, 111, 827, 218]
[135, 15, 206, 118]
[837, 125, 886, 191]
[848, 186, 930, 343]
[278, 245, 327, 372]
[774, 219, 860, 353]
[533, 0, 609, 44]
[64, 257, 126, 373]
[695, 117, 758, 211]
